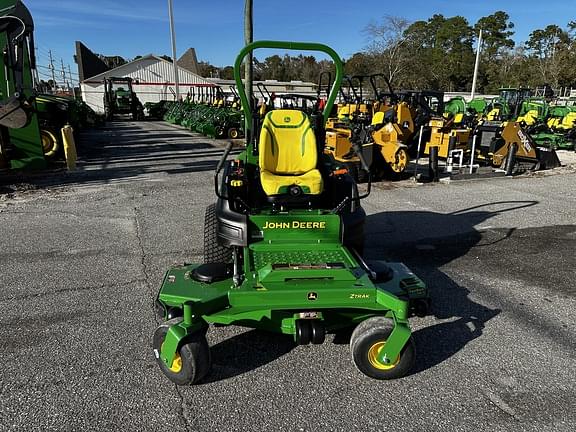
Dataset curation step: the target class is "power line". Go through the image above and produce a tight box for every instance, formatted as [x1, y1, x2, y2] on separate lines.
[37, 64, 79, 76]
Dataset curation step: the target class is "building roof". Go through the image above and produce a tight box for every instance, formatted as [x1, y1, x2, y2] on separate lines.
[177, 48, 199, 75]
[81, 55, 213, 86]
[75, 41, 110, 82]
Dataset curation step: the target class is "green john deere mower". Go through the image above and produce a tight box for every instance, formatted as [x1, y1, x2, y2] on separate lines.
[153, 41, 429, 384]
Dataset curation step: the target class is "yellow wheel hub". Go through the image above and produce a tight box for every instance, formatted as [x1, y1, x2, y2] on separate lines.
[367, 341, 400, 370]
[40, 129, 59, 157]
[391, 149, 408, 173]
[168, 353, 182, 373]
[161, 340, 183, 373]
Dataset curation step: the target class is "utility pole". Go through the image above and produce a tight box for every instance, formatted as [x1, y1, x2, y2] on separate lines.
[168, 0, 180, 101]
[32, 47, 40, 87]
[48, 50, 56, 92]
[68, 65, 77, 98]
[60, 58, 68, 91]
[470, 29, 482, 100]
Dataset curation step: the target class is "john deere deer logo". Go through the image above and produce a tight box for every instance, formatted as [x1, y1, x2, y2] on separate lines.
[284, 116, 291, 123]
[307, 292, 317, 301]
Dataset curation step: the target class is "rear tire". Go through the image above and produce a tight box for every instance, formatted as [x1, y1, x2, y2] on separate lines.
[350, 316, 415, 380]
[215, 126, 226, 138]
[203, 203, 231, 263]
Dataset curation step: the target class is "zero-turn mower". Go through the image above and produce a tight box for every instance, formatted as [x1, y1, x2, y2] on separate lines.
[152, 41, 429, 384]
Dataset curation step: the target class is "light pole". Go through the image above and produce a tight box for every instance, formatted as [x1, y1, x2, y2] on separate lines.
[168, 0, 180, 101]
[470, 29, 482, 100]
[244, 0, 253, 132]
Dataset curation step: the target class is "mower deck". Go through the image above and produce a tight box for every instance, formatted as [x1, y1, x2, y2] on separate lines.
[159, 259, 425, 315]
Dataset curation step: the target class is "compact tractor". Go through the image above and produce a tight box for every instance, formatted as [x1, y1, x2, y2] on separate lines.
[103, 77, 144, 121]
[153, 41, 429, 384]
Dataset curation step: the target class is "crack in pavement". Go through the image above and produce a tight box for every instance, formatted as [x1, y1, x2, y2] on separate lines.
[482, 389, 519, 420]
[174, 385, 194, 432]
[132, 204, 196, 432]
[132, 206, 157, 324]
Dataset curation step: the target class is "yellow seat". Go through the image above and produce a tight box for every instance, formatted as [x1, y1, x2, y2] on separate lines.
[371, 111, 386, 126]
[259, 109, 323, 196]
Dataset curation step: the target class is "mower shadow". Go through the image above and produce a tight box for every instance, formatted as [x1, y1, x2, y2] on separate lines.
[202, 329, 294, 384]
[362, 200, 539, 374]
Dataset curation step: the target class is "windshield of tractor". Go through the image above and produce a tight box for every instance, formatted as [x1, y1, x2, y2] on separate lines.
[500, 89, 518, 106]
[111, 82, 132, 94]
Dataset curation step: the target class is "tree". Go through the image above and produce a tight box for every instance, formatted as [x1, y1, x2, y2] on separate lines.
[364, 15, 412, 86]
[344, 52, 375, 77]
[525, 24, 571, 87]
[472, 12, 516, 92]
[197, 61, 219, 78]
[401, 14, 474, 91]
[474, 11, 515, 59]
[220, 66, 235, 80]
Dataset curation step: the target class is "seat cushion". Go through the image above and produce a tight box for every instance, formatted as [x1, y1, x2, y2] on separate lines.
[258, 109, 324, 197]
[261, 169, 323, 196]
[259, 110, 317, 174]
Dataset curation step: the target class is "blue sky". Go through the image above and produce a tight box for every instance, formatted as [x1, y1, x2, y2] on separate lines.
[27, 0, 576, 83]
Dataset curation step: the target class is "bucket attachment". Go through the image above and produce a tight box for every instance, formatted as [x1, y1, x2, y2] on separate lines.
[536, 147, 561, 170]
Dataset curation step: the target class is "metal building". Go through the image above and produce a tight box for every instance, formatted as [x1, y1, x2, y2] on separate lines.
[80, 55, 213, 113]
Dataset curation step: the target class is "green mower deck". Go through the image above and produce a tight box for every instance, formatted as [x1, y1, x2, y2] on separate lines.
[155, 209, 428, 382]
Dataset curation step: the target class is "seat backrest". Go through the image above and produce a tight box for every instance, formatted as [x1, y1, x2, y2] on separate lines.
[259, 109, 317, 175]
[371, 111, 386, 126]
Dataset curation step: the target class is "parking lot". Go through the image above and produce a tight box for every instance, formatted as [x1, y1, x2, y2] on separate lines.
[1, 121, 575, 431]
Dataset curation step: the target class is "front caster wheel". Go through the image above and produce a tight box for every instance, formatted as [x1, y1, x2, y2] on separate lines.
[153, 318, 211, 385]
[350, 316, 415, 380]
[295, 319, 312, 345]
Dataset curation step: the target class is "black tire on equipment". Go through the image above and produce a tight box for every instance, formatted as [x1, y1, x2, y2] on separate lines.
[350, 316, 415, 380]
[152, 318, 211, 385]
[203, 203, 231, 264]
[310, 320, 326, 344]
[295, 320, 312, 345]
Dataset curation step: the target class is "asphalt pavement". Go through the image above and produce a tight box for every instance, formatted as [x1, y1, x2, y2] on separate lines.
[1, 121, 575, 431]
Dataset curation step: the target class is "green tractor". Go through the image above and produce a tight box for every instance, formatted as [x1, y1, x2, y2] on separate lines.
[485, 87, 533, 121]
[153, 41, 429, 384]
[103, 77, 144, 121]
